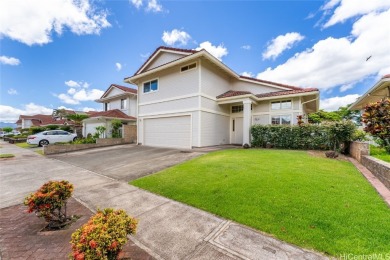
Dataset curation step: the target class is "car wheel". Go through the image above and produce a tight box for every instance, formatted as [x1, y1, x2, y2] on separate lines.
[73, 137, 78, 142]
[39, 140, 49, 146]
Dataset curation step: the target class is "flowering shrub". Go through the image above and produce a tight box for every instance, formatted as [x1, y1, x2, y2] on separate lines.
[24, 180, 74, 225]
[70, 208, 138, 260]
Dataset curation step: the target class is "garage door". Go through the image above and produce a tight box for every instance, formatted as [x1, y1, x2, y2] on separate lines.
[143, 116, 191, 149]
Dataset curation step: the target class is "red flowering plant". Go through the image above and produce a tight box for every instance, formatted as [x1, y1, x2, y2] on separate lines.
[70, 208, 138, 260]
[24, 180, 74, 227]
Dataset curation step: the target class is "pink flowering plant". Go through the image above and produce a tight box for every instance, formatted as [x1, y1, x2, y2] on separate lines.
[70, 208, 138, 260]
[24, 180, 74, 226]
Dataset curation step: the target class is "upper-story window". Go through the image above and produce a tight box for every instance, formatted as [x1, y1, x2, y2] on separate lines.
[104, 103, 109, 111]
[181, 63, 196, 72]
[232, 105, 243, 113]
[143, 79, 158, 93]
[120, 99, 126, 109]
[271, 100, 292, 110]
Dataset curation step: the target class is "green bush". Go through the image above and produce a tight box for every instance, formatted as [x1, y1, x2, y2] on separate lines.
[60, 125, 72, 132]
[70, 208, 137, 260]
[251, 121, 356, 151]
[45, 125, 59, 130]
[72, 137, 96, 144]
[30, 127, 46, 134]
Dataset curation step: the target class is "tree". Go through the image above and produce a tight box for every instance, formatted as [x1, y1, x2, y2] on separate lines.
[66, 114, 89, 137]
[111, 119, 122, 138]
[52, 108, 68, 120]
[308, 105, 361, 124]
[362, 98, 390, 153]
[2, 127, 13, 133]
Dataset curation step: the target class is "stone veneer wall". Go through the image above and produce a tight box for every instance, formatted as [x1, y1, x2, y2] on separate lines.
[361, 155, 390, 190]
[123, 125, 137, 143]
[349, 141, 369, 162]
[349, 141, 390, 190]
[44, 138, 131, 155]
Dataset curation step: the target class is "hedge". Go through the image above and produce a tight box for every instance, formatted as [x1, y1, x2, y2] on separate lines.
[250, 121, 356, 150]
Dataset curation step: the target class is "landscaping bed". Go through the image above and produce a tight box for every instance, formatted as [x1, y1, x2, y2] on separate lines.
[131, 149, 390, 257]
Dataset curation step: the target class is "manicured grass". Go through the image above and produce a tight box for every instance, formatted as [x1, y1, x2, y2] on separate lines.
[0, 153, 15, 158]
[15, 142, 36, 149]
[131, 149, 390, 256]
[370, 145, 390, 163]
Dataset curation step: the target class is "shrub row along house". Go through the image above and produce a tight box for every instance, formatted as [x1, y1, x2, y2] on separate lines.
[119, 46, 319, 149]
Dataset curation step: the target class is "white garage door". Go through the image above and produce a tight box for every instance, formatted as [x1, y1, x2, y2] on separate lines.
[143, 116, 191, 149]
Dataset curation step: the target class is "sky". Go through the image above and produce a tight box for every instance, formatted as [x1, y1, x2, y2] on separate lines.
[1, 0, 390, 123]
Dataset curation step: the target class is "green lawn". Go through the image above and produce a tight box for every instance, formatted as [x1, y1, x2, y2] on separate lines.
[370, 145, 390, 163]
[15, 142, 36, 149]
[131, 149, 390, 256]
[0, 153, 15, 158]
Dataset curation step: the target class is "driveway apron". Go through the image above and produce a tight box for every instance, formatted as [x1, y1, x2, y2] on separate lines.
[0, 141, 327, 260]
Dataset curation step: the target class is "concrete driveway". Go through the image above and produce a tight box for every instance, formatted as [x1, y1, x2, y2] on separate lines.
[48, 144, 203, 181]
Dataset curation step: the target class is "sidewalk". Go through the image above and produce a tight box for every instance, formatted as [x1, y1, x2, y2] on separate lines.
[0, 141, 327, 259]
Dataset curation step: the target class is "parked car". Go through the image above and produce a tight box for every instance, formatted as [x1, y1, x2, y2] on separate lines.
[0, 131, 12, 138]
[27, 130, 77, 146]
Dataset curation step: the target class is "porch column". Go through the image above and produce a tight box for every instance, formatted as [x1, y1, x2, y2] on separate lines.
[243, 99, 252, 146]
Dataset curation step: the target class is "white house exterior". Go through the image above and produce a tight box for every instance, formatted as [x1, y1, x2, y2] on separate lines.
[124, 46, 319, 149]
[83, 84, 137, 137]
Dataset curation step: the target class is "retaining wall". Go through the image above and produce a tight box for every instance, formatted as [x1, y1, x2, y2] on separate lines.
[349, 141, 390, 190]
[43, 138, 132, 155]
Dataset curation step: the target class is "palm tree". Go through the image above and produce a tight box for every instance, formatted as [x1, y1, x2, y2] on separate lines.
[66, 114, 89, 137]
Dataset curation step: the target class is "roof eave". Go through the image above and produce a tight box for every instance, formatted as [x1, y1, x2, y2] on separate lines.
[124, 50, 239, 85]
[349, 77, 390, 110]
[95, 92, 137, 103]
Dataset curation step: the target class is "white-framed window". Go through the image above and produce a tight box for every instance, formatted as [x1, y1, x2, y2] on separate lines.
[232, 105, 243, 113]
[181, 63, 197, 72]
[120, 99, 126, 109]
[271, 100, 292, 110]
[271, 115, 291, 125]
[143, 79, 158, 93]
[104, 103, 109, 111]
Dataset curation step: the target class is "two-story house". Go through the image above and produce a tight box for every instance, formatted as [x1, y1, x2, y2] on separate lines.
[83, 84, 137, 137]
[124, 46, 319, 149]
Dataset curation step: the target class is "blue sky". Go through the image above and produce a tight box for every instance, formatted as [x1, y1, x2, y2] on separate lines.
[1, 0, 390, 122]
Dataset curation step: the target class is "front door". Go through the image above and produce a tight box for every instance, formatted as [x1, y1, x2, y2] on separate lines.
[232, 117, 243, 144]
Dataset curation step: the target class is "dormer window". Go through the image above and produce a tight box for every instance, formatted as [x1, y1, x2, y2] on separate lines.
[181, 63, 196, 72]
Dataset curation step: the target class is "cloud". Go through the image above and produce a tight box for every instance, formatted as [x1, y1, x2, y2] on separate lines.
[162, 29, 191, 46]
[320, 94, 360, 111]
[116, 62, 122, 71]
[0, 0, 110, 46]
[0, 103, 53, 122]
[65, 80, 80, 87]
[257, 9, 390, 91]
[65, 80, 89, 88]
[56, 80, 103, 104]
[7, 88, 18, 95]
[262, 32, 305, 60]
[146, 0, 162, 12]
[0, 55, 21, 66]
[131, 0, 143, 9]
[82, 107, 97, 112]
[323, 0, 390, 27]
[195, 41, 228, 61]
[241, 72, 254, 77]
[241, 45, 251, 50]
[339, 83, 354, 92]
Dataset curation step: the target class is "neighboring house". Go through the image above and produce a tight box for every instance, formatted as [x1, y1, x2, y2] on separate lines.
[15, 114, 72, 129]
[349, 74, 390, 110]
[83, 84, 137, 137]
[124, 46, 319, 149]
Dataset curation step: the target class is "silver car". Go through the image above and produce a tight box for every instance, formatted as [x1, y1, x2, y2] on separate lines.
[27, 130, 77, 146]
